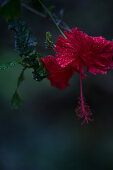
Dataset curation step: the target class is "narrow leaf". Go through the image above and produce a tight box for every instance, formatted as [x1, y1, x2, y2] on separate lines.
[11, 68, 26, 109]
[11, 91, 23, 109]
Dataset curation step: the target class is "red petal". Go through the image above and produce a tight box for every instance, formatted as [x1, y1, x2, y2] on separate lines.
[55, 28, 89, 69]
[41, 55, 75, 89]
[85, 37, 113, 74]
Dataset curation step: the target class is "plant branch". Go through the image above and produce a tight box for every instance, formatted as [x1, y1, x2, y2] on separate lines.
[21, 3, 46, 18]
[38, 0, 66, 38]
[21, 2, 71, 32]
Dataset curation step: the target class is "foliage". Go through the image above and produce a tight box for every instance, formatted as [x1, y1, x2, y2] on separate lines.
[0, 0, 20, 21]
[8, 19, 48, 108]
[11, 91, 23, 109]
[8, 20, 37, 56]
[0, 0, 67, 108]
[8, 19, 48, 76]
[11, 68, 25, 109]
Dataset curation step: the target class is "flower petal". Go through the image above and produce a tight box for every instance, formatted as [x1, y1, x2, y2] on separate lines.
[41, 55, 75, 89]
[85, 36, 113, 75]
[55, 28, 89, 68]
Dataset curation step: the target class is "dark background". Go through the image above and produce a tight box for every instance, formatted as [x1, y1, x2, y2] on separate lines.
[0, 0, 113, 169]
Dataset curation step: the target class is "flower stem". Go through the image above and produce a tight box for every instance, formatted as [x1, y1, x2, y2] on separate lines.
[80, 74, 85, 113]
[38, 0, 67, 38]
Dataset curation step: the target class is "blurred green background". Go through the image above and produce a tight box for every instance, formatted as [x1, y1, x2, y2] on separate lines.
[1, 0, 113, 169]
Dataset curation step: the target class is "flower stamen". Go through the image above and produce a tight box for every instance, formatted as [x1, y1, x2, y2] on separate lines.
[75, 73, 93, 125]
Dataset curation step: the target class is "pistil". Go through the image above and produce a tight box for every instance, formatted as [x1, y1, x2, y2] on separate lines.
[75, 73, 93, 125]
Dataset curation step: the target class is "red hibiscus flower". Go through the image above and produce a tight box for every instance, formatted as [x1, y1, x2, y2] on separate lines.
[41, 28, 113, 124]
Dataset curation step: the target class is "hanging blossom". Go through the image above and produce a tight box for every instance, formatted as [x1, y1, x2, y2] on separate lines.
[41, 28, 113, 124]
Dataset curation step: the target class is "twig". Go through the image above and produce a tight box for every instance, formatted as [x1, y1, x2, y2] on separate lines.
[21, 3, 71, 31]
[21, 3, 46, 18]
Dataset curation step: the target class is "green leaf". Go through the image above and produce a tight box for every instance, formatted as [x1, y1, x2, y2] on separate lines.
[8, 20, 37, 57]
[11, 68, 26, 109]
[32, 61, 49, 81]
[11, 91, 23, 109]
[0, 0, 20, 21]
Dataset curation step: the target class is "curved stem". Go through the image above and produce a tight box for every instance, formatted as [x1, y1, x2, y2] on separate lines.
[38, 0, 67, 38]
[21, 3, 46, 18]
[21, 3, 71, 31]
[80, 74, 85, 113]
